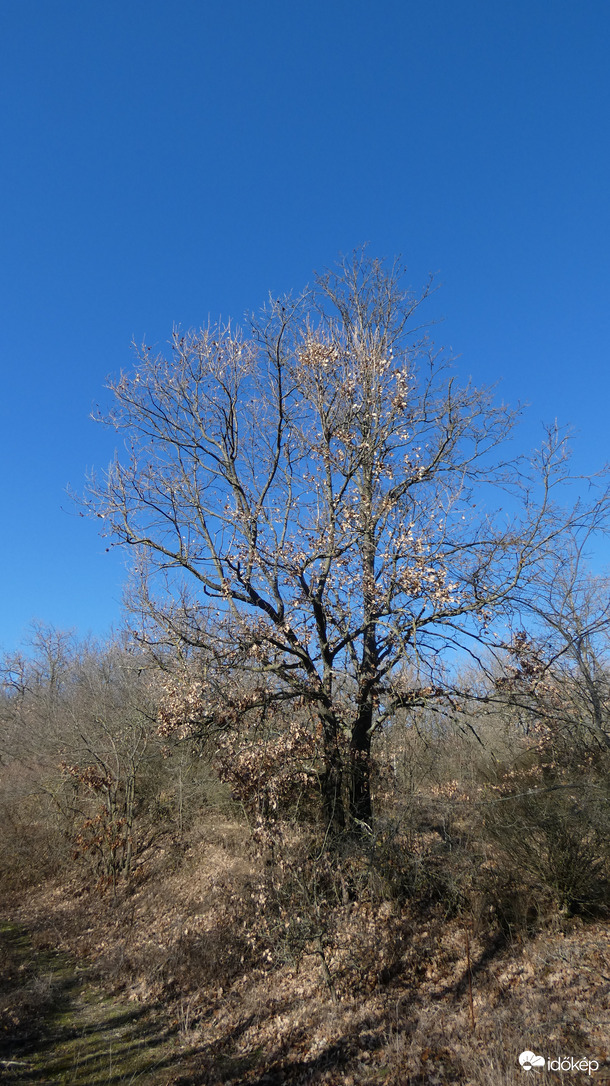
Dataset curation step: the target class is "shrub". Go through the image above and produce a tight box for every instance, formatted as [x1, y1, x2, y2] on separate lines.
[480, 757, 610, 920]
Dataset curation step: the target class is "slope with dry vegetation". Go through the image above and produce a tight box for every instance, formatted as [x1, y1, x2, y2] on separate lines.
[1, 635, 609, 1084]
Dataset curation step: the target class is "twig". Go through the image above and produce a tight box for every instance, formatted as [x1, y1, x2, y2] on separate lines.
[313, 935, 337, 1003]
[465, 925, 476, 1031]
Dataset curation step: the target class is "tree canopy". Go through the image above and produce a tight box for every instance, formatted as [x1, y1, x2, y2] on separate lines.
[86, 252, 610, 830]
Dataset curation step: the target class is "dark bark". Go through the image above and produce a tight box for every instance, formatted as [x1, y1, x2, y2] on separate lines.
[319, 705, 345, 832]
[349, 707, 373, 826]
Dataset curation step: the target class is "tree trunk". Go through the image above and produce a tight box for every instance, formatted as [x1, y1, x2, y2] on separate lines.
[319, 705, 345, 832]
[350, 702, 373, 828]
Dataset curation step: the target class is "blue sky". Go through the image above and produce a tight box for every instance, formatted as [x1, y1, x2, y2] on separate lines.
[1, 0, 610, 652]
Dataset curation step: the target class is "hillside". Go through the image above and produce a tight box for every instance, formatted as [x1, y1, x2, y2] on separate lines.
[2, 795, 609, 1085]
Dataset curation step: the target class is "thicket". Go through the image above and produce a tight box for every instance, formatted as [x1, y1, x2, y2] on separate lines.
[1, 611, 608, 936]
[0, 626, 226, 894]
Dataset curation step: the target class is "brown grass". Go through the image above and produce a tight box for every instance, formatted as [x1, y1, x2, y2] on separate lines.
[3, 800, 608, 1086]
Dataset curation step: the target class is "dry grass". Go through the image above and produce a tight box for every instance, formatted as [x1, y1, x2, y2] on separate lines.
[3, 799, 608, 1085]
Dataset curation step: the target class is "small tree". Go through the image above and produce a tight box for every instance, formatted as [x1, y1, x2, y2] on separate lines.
[86, 252, 610, 831]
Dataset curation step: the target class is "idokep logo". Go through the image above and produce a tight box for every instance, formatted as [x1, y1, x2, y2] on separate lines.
[519, 1049, 600, 1075]
[519, 1051, 545, 1071]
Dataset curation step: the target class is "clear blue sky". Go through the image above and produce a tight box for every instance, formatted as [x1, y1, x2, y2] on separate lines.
[2, 0, 609, 652]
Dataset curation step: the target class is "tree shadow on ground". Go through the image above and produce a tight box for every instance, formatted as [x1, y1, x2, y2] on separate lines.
[436, 928, 509, 1002]
[0, 922, 192, 1085]
[169, 1012, 389, 1086]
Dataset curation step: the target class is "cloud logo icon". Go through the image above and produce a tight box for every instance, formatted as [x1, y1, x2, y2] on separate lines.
[519, 1051, 546, 1071]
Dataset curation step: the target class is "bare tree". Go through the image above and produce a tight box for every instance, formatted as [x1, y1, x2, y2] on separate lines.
[492, 540, 610, 755]
[85, 251, 610, 831]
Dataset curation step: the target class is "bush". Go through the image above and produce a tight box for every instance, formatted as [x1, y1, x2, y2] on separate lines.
[0, 774, 71, 894]
[480, 757, 610, 921]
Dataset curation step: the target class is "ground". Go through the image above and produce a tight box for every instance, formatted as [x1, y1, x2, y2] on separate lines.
[1, 815, 609, 1085]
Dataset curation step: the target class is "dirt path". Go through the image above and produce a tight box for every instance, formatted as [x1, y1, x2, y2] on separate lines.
[0, 923, 184, 1084]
